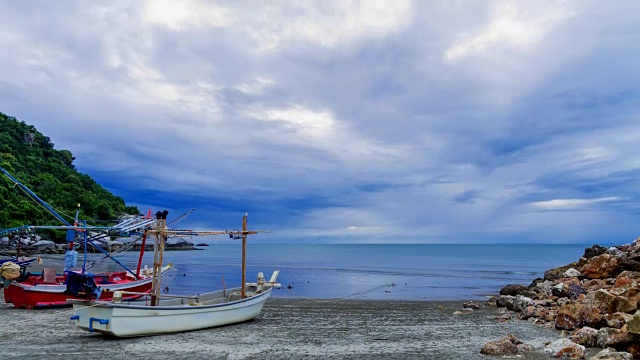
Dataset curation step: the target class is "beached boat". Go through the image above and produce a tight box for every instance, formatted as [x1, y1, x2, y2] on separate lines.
[4, 265, 171, 309]
[0, 165, 163, 308]
[69, 212, 280, 337]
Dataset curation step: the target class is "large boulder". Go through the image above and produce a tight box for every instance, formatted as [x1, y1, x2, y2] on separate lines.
[626, 310, 640, 335]
[590, 348, 633, 360]
[480, 334, 521, 355]
[544, 338, 585, 359]
[591, 289, 637, 315]
[500, 284, 529, 296]
[619, 260, 640, 272]
[570, 326, 598, 348]
[604, 313, 634, 329]
[546, 264, 579, 281]
[555, 303, 604, 330]
[553, 278, 586, 299]
[582, 254, 622, 279]
[584, 244, 608, 259]
[596, 328, 634, 350]
[513, 295, 536, 312]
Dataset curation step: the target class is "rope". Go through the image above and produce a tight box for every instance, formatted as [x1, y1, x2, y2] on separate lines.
[12, 183, 74, 224]
[284, 283, 395, 303]
[84, 234, 143, 270]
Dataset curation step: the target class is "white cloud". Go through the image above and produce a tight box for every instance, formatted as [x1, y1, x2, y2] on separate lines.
[248, 105, 337, 140]
[1, 1, 639, 244]
[235, 77, 276, 95]
[444, 2, 574, 62]
[142, 0, 231, 29]
[531, 197, 622, 210]
[141, 0, 412, 50]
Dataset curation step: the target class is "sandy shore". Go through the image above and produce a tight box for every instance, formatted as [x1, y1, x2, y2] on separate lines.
[0, 288, 597, 360]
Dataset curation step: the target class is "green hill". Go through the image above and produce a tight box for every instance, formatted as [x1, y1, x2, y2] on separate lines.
[0, 112, 139, 240]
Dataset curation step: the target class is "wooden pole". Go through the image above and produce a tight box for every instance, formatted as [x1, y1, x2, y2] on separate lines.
[241, 213, 247, 299]
[150, 231, 160, 306]
[150, 214, 166, 306]
[135, 230, 148, 279]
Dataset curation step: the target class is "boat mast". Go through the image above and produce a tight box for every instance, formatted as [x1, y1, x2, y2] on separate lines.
[150, 210, 168, 306]
[241, 213, 247, 299]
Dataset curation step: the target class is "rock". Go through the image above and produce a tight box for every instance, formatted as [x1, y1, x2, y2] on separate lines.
[534, 280, 556, 297]
[497, 295, 515, 310]
[497, 313, 511, 322]
[619, 260, 640, 272]
[558, 297, 570, 307]
[570, 326, 598, 347]
[518, 305, 548, 320]
[582, 254, 622, 279]
[517, 343, 535, 352]
[590, 347, 633, 360]
[565, 268, 583, 277]
[463, 301, 480, 310]
[604, 313, 634, 329]
[500, 284, 529, 296]
[584, 244, 608, 259]
[625, 343, 640, 359]
[597, 328, 634, 350]
[591, 289, 637, 315]
[555, 303, 603, 330]
[513, 295, 535, 312]
[625, 310, 640, 335]
[554, 280, 586, 299]
[480, 334, 522, 355]
[546, 264, 579, 281]
[607, 247, 625, 256]
[544, 338, 585, 359]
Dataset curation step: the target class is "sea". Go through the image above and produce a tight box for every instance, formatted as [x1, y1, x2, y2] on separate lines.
[85, 243, 593, 301]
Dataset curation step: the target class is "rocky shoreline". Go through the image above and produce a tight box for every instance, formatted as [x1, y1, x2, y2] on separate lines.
[0, 239, 203, 256]
[484, 239, 640, 359]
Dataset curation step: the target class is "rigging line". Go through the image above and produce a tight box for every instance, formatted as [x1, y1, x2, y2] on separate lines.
[84, 234, 144, 270]
[284, 283, 395, 303]
[167, 208, 196, 227]
[12, 183, 73, 224]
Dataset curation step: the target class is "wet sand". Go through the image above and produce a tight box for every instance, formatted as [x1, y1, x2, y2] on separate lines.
[0, 289, 587, 360]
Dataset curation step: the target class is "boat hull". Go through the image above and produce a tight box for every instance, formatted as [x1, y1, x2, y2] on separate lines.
[4, 273, 154, 309]
[71, 287, 272, 337]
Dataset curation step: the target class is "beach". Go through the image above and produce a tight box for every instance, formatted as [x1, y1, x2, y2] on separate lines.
[0, 289, 597, 360]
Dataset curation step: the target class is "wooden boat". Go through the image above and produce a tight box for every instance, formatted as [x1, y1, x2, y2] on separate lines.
[4, 265, 171, 309]
[69, 212, 280, 337]
[1, 166, 163, 308]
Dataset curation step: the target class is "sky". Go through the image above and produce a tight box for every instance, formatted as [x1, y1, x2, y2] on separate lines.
[1, 1, 640, 244]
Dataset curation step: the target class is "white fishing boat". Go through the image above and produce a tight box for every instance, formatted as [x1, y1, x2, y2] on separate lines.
[69, 212, 280, 337]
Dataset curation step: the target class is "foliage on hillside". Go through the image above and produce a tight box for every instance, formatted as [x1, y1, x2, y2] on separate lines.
[0, 112, 139, 240]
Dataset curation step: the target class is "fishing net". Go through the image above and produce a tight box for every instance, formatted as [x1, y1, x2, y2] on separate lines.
[0, 261, 21, 280]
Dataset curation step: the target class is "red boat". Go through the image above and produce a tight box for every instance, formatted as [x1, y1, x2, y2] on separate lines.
[0, 167, 173, 309]
[3, 266, 169, 309]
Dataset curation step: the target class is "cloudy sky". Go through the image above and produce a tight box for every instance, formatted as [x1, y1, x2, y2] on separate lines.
[1, 1, 639, 244]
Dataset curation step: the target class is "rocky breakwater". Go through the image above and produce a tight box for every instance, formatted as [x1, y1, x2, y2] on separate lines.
[486, 239, 640, 359]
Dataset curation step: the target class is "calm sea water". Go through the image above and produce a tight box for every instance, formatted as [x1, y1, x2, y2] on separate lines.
[92, 244, 589, 301]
